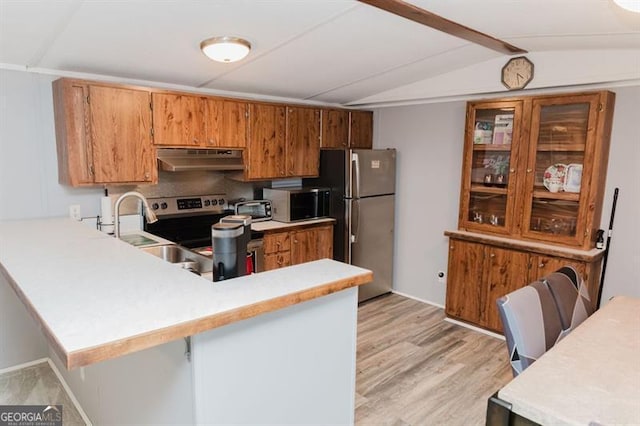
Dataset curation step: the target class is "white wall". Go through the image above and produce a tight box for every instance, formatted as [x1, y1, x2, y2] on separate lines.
[374, 85, 640, 306]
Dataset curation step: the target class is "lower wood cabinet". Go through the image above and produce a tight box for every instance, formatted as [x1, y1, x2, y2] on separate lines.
[445, 233, 602, 333]
[263, 224, 333, 271]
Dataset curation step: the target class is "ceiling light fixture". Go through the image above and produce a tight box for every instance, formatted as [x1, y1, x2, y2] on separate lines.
[200, 36, 251, 63]
[612, 0, 640, 12]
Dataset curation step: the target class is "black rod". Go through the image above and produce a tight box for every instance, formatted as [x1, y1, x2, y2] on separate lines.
[597, 187, 619, 309]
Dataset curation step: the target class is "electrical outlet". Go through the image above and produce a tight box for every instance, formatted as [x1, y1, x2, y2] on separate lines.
[69, 204, 81, 221]
[437, 271, 446, 283]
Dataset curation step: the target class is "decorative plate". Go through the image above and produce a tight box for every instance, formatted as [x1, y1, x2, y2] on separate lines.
[543, 163, 567, 191]
[563, 163, 583, 193]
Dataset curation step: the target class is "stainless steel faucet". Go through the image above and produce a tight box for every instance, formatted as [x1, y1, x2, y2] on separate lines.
[114, 191, 158, 238]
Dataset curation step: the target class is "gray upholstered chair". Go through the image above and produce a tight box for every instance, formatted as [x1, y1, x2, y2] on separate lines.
[544, 266, 594, 339]
[496, 281, 563, 377]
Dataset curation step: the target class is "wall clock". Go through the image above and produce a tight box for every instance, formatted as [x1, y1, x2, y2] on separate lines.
[501, 56, 534, 90]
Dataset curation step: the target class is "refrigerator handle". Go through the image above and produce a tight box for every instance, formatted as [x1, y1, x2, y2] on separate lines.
[352, 152, 361, 199]
[352, 199, 360, 244]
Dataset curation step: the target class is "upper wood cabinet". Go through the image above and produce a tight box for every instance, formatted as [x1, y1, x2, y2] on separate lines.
[151, 93, 247, 148]
[53, 79, 157, 186]
[246, 103, 287, 180]
[321, 109, 349, 149]
[152, 93, 205, 147]
[286, 106, 320, 177]
[458, 91, 615, 250]
[349, 110, 373, 149]
[205, 98, 248, 148]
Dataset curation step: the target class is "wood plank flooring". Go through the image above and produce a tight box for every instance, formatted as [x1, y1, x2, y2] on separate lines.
[355, 293, 513, 426]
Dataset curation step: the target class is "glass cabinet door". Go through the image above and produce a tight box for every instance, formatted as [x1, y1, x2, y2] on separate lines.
[460, 101, 522, 234]
[521, 94, 599, 245]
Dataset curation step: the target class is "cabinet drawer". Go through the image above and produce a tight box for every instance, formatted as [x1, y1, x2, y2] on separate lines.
[264, 252, 292, 271]
[264, 232, 291, 254]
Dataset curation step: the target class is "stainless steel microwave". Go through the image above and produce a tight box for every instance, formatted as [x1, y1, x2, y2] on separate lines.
[263, 187, 330, 222]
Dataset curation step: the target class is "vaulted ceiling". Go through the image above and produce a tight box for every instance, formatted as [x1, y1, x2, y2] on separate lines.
[1, 0, 639, 106]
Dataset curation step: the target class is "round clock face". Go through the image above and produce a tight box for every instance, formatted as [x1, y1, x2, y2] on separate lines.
[501, 56, 534, 90]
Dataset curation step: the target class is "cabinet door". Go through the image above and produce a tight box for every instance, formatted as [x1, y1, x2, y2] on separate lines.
[286, 106, 320, 177]
[291, 226, 333, 265]
[482, 247, 530, 332]
[445, 240, 485, 325]
[205, 98, 248, 148]
[521, 94, 604, 248]
[528, 255, 586, 283]
[151, 93, 205, 146]
[320, 109, 349, 149]
[349, 110, 373, 149]
[459, 101, 525, 236]
[89, 85, 156, 183]
[246, 103, 286, 179]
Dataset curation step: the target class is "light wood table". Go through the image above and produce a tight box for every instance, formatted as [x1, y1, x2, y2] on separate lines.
[495, 296, 640, 425]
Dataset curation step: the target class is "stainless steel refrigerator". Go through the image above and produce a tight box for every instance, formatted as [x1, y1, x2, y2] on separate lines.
[305, 149, 396, 302]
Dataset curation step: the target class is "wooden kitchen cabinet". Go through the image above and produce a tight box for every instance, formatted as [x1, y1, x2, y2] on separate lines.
[151, 93, 205, 146]
[460, 91, 615, 249]
[349, 110, 373, 149]
[152, 93, 248, 148]
[263, 224, 333, 271]
[53, 78, 157, 186]
[445, 233, 603, 333]
[291, 225, 333, 265]
[321, 109, 349, 149]
[245, 103, 287, 180]
[286, 106, 320, 177]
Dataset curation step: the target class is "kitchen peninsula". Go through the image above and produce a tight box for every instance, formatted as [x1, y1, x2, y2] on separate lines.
[0, 217, 372, 424]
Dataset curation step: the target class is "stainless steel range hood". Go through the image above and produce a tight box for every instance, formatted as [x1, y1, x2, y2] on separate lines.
[157, 148, 244, 172]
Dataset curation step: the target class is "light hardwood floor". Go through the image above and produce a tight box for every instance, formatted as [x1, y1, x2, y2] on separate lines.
[355, 293, 513, 426]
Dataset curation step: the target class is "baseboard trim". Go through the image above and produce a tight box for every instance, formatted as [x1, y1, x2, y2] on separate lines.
[47, 358, 93, 425]
[391, 290, 445, 309]
[444, 317, 505, 340]
[0, 357, 49, 375]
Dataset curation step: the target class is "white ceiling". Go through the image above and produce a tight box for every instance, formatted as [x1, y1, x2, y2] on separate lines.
[1, 0, 639, 106]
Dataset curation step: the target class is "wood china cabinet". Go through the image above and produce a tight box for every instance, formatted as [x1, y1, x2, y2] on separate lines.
[264, 224, 333, 271]
[53, 79, 157, 186]
[152, 92, 248, 148]
[446, 91, 614, 332]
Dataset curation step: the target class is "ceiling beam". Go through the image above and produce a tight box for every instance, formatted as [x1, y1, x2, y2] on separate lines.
[357, 0, 527, 55]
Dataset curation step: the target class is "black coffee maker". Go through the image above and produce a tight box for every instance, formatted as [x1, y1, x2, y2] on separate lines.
[211, 215, 251, 282]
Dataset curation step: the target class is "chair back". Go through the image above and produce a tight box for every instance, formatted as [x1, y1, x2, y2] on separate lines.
[544, 266, 594, 337]
[497, 281, 563, 377]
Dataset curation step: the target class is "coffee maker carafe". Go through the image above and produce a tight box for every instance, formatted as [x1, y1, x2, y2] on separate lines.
[211, 215, 251, 282]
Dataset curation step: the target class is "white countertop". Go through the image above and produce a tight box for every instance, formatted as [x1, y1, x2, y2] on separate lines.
[252, 218, 335, 232]
[0, 217, 371, 369]
[498, 296, 640, 425]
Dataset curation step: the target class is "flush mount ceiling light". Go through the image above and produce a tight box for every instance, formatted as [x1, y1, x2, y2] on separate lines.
[612, 0, 640, 12]
[200, 36, 251, 63]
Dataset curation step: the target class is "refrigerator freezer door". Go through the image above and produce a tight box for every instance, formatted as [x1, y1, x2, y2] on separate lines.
[352, 149, 396, 198]
[351, 194, 395, 302]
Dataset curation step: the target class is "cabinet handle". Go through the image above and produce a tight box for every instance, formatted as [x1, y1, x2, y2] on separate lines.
[490, 253, 496, 258]
[526, 168, 533, 173]
[294, 239, 298, 244]
[276, 241, 281, 247]
[144, 171, 150, 179]
[510, 168, 515, 173]
[539, 263, 545, 268]
[193, 138, 199, 143]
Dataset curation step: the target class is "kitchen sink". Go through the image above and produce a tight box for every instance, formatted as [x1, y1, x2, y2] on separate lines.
[141, 244, 213, 275]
